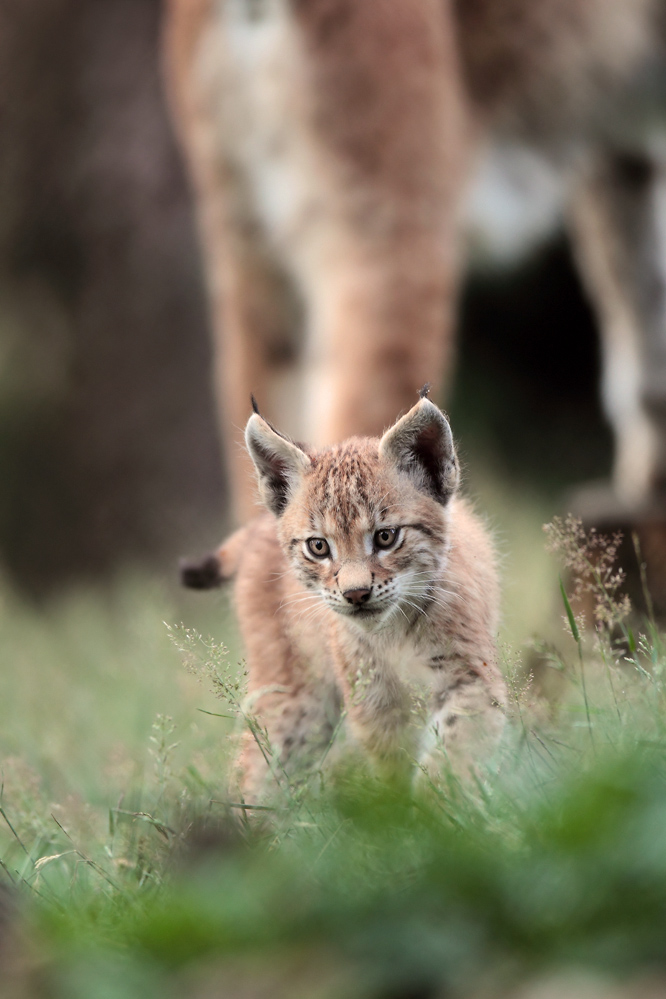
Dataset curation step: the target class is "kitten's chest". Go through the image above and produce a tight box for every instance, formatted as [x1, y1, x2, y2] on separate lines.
[380, 635, 442, 692]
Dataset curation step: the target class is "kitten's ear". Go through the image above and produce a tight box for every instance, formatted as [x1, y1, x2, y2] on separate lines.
[379, 398, 458, 504]
[245, 414, 311, 515]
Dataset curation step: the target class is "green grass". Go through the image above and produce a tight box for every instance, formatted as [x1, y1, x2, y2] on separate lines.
[2, 500, 666, 998]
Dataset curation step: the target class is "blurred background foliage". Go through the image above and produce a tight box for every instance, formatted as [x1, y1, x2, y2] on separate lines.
[0, 0, 223, 598]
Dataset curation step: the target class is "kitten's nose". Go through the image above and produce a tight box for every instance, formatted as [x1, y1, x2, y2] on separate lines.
[343, 587, 372, 606]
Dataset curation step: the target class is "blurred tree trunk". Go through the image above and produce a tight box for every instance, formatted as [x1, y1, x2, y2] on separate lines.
[0, 0, 224, 596]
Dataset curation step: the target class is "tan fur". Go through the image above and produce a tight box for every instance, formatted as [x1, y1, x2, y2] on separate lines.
[163, 0, 665, 520]
[216, 398, 505, 803]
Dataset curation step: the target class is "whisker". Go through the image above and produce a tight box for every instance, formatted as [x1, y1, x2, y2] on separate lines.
[291, 600, 322, 622]
[296, 605, 327, 628]
[279, 594, 321, 610]
[426, 584, 457, 596]
[278, 589, 320, 603]
[279, 589, 320, 602]
[267, 568, 295, 580]
[401, 579, 455, 595]
[384, 602, 402, 628]
[401, 599, 427, 617]
[393, 602, 410, 623]
[278, 597, 322, 615]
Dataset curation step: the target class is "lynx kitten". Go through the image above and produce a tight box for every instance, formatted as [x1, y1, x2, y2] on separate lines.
[183, 392, 506, 802]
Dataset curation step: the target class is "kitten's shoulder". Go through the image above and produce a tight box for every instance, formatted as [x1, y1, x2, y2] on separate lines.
[447, 494, 499, 594]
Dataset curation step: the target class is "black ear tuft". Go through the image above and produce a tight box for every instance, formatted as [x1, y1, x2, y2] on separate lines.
[180, 554, 223, 590]
[250, 394, 260, 416]
[418, 383, 431, 400]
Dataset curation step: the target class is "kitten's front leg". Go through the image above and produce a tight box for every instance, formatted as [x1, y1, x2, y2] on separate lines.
[337, 656, 417, 783]
[233, 680, 339, 806]
[420, 663, 506, 784]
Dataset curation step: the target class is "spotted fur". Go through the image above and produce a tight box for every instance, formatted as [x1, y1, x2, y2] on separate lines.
[191, 397, 506, 802]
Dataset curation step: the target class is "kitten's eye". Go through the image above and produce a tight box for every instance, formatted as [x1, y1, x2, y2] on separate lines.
[306, 537, 330, 558]
[374, 528, 399, 550]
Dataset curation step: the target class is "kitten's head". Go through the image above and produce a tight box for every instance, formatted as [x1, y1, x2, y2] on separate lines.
[245, 396, 459, 632]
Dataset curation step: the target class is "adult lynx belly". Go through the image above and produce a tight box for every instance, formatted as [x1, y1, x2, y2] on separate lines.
[223, 0, 336, 266]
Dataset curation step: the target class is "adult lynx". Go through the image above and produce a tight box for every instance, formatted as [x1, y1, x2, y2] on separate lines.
[183, 393, 505, 802]
[164, 0, 666, 522]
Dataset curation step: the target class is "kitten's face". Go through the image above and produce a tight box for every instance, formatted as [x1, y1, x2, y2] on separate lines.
[245, 396, 458, 632]
[278, 442, 449, 631]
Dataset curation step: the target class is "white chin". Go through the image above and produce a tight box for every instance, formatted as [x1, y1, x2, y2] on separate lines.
[342, 608, 388, 632]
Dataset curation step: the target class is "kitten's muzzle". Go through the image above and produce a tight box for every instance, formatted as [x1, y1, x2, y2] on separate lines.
[342, 587, 372, 606]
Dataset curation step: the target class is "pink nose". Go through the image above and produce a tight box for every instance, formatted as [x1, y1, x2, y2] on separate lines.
[343, 587, 372, 606]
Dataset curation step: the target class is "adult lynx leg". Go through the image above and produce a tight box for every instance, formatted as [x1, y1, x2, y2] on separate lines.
[190, 183, 303, 519]
[570, 149, 666, 506]
[568, 148, 666, 617]
[163, 0, 304, 521]
[302, 240, 460, 445]
[289, 0, 471, 444]
[212, 226, 302, 519]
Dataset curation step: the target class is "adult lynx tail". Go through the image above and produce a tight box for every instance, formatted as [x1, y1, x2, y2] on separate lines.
[180, 525, 248, 589]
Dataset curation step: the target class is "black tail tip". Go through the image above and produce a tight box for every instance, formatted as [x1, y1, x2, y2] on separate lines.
[180, 554, 223, 590]
[418, 383, 431, 400]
